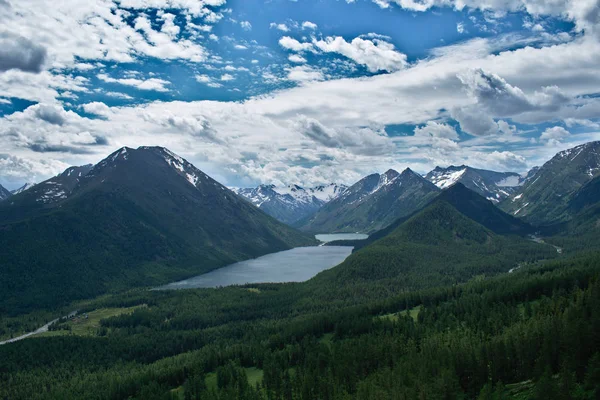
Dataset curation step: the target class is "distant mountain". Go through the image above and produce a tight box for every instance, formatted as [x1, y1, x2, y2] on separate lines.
[0, 184, 10, 201]
[0, 164, 93, 222]
[425, 165, 522, 203]
[11, 182, 36, 195]
[232, 183, 347, 224]
[501, 141, 600, 225]
[317, 195, 555, 289]
[296, 168, 440, 234]
[0, 146, 315, 314]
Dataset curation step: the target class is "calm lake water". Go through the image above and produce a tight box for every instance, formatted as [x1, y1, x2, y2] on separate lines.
[315, 233, 368, 242]
[158, 246, 353, 290]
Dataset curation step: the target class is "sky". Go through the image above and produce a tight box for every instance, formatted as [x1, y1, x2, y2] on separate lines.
[1, 0, 600, 190]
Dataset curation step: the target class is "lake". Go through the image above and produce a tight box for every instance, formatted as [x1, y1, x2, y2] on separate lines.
[158, 246, 353, 290]
[315, 233, 368, 242]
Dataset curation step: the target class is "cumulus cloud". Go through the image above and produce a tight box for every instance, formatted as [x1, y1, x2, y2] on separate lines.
[540, 126, 570, 144]
[82, 102, 113, 117]
[279, 36, 313, 52]
[0, 0, 215, 71]
[98, 73, 171, 92]
[414, 121, 459, 139]
[270, 23, 289, 32]
[0, 32, 47, 73]
[313, 36, 408, 73]
[302, 21, 318, 30]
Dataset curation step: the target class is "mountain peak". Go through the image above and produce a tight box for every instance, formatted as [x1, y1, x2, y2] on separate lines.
[436, 183, 532, 235]
[11, 182, 37, 195]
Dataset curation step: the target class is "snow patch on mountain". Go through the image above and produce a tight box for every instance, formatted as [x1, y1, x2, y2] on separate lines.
[428, 168, 467, 189]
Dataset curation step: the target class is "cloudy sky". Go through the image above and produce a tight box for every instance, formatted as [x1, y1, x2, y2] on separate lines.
[1, 0, 599, 189]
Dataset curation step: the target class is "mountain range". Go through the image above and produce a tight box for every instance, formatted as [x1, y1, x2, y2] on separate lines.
[295, 168, 440, 234]
[0, 146, 314, 314]
[232, 183, 347, 224]
[317, 183, 556, 291]
[500, 141, 600, 225]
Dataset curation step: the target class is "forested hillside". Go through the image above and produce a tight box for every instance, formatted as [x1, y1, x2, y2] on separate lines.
[0, 147, 314, 315]
[1, 250, 599, 399]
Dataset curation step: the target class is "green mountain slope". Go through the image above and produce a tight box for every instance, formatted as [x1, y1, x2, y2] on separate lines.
[436, 183, 532, 235]
[500, 141, 600, 225]
[296, 168, 440, 234]
[0, 146, 315, 314]
[318, 198, 555, 291]
[328, 183, 532, 251]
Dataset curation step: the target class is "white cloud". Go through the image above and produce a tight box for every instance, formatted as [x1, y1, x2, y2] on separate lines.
[288, 54, 307, 63]
[82, 102, 112, 117]
[240, 21, 252, 31]
[270, 23, 289, 32]
[302, 21, 318, 30]
[286, 66, 324, 82]
[540, 126, 570, 144]
[98, 74, 171, 92]
[457, 22, 465, 34]
[414, 121, 459, 139]
[0, 0, 213, 70]
[279, 36, 313, 52]
[313, 36, 408, 73]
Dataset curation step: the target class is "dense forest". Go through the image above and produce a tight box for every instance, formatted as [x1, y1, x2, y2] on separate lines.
[1, 245, 599, 399]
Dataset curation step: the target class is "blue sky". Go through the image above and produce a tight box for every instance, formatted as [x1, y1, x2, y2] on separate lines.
[0, 0, 599, 189]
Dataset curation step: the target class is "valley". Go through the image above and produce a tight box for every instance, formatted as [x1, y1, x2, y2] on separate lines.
[2, 141, 600, 400]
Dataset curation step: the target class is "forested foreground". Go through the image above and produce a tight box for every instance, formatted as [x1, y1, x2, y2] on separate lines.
[1, 252, 600, 399]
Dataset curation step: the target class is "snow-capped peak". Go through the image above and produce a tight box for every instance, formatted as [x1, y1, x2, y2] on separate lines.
[12, 182, 37, 195]
[427, 167, 467, 189]
[231, 183, 348, 224]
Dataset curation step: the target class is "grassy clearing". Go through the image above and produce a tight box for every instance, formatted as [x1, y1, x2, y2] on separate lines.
[39, 305, 146, 338]
[205, 367, 264, 391]
[246, 288, 261, 294]
[375, 305, 422, 323]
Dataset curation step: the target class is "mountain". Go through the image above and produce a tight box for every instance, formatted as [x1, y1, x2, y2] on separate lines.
[435, 183, 532, 235]
[0, 146, 315, 314]
[232, 183, 347, 224]
[0, 184, 10, 201]
[500, 141, 600, 225]
[0, 164, 93, 222]
[296, 168, 440, 234]
[425, 165, 522, 203]
[328, 183, 532, 251]
[317, 195, 555, 289]
[11, 182, 36, 195]
[543, 175, 600, 240]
